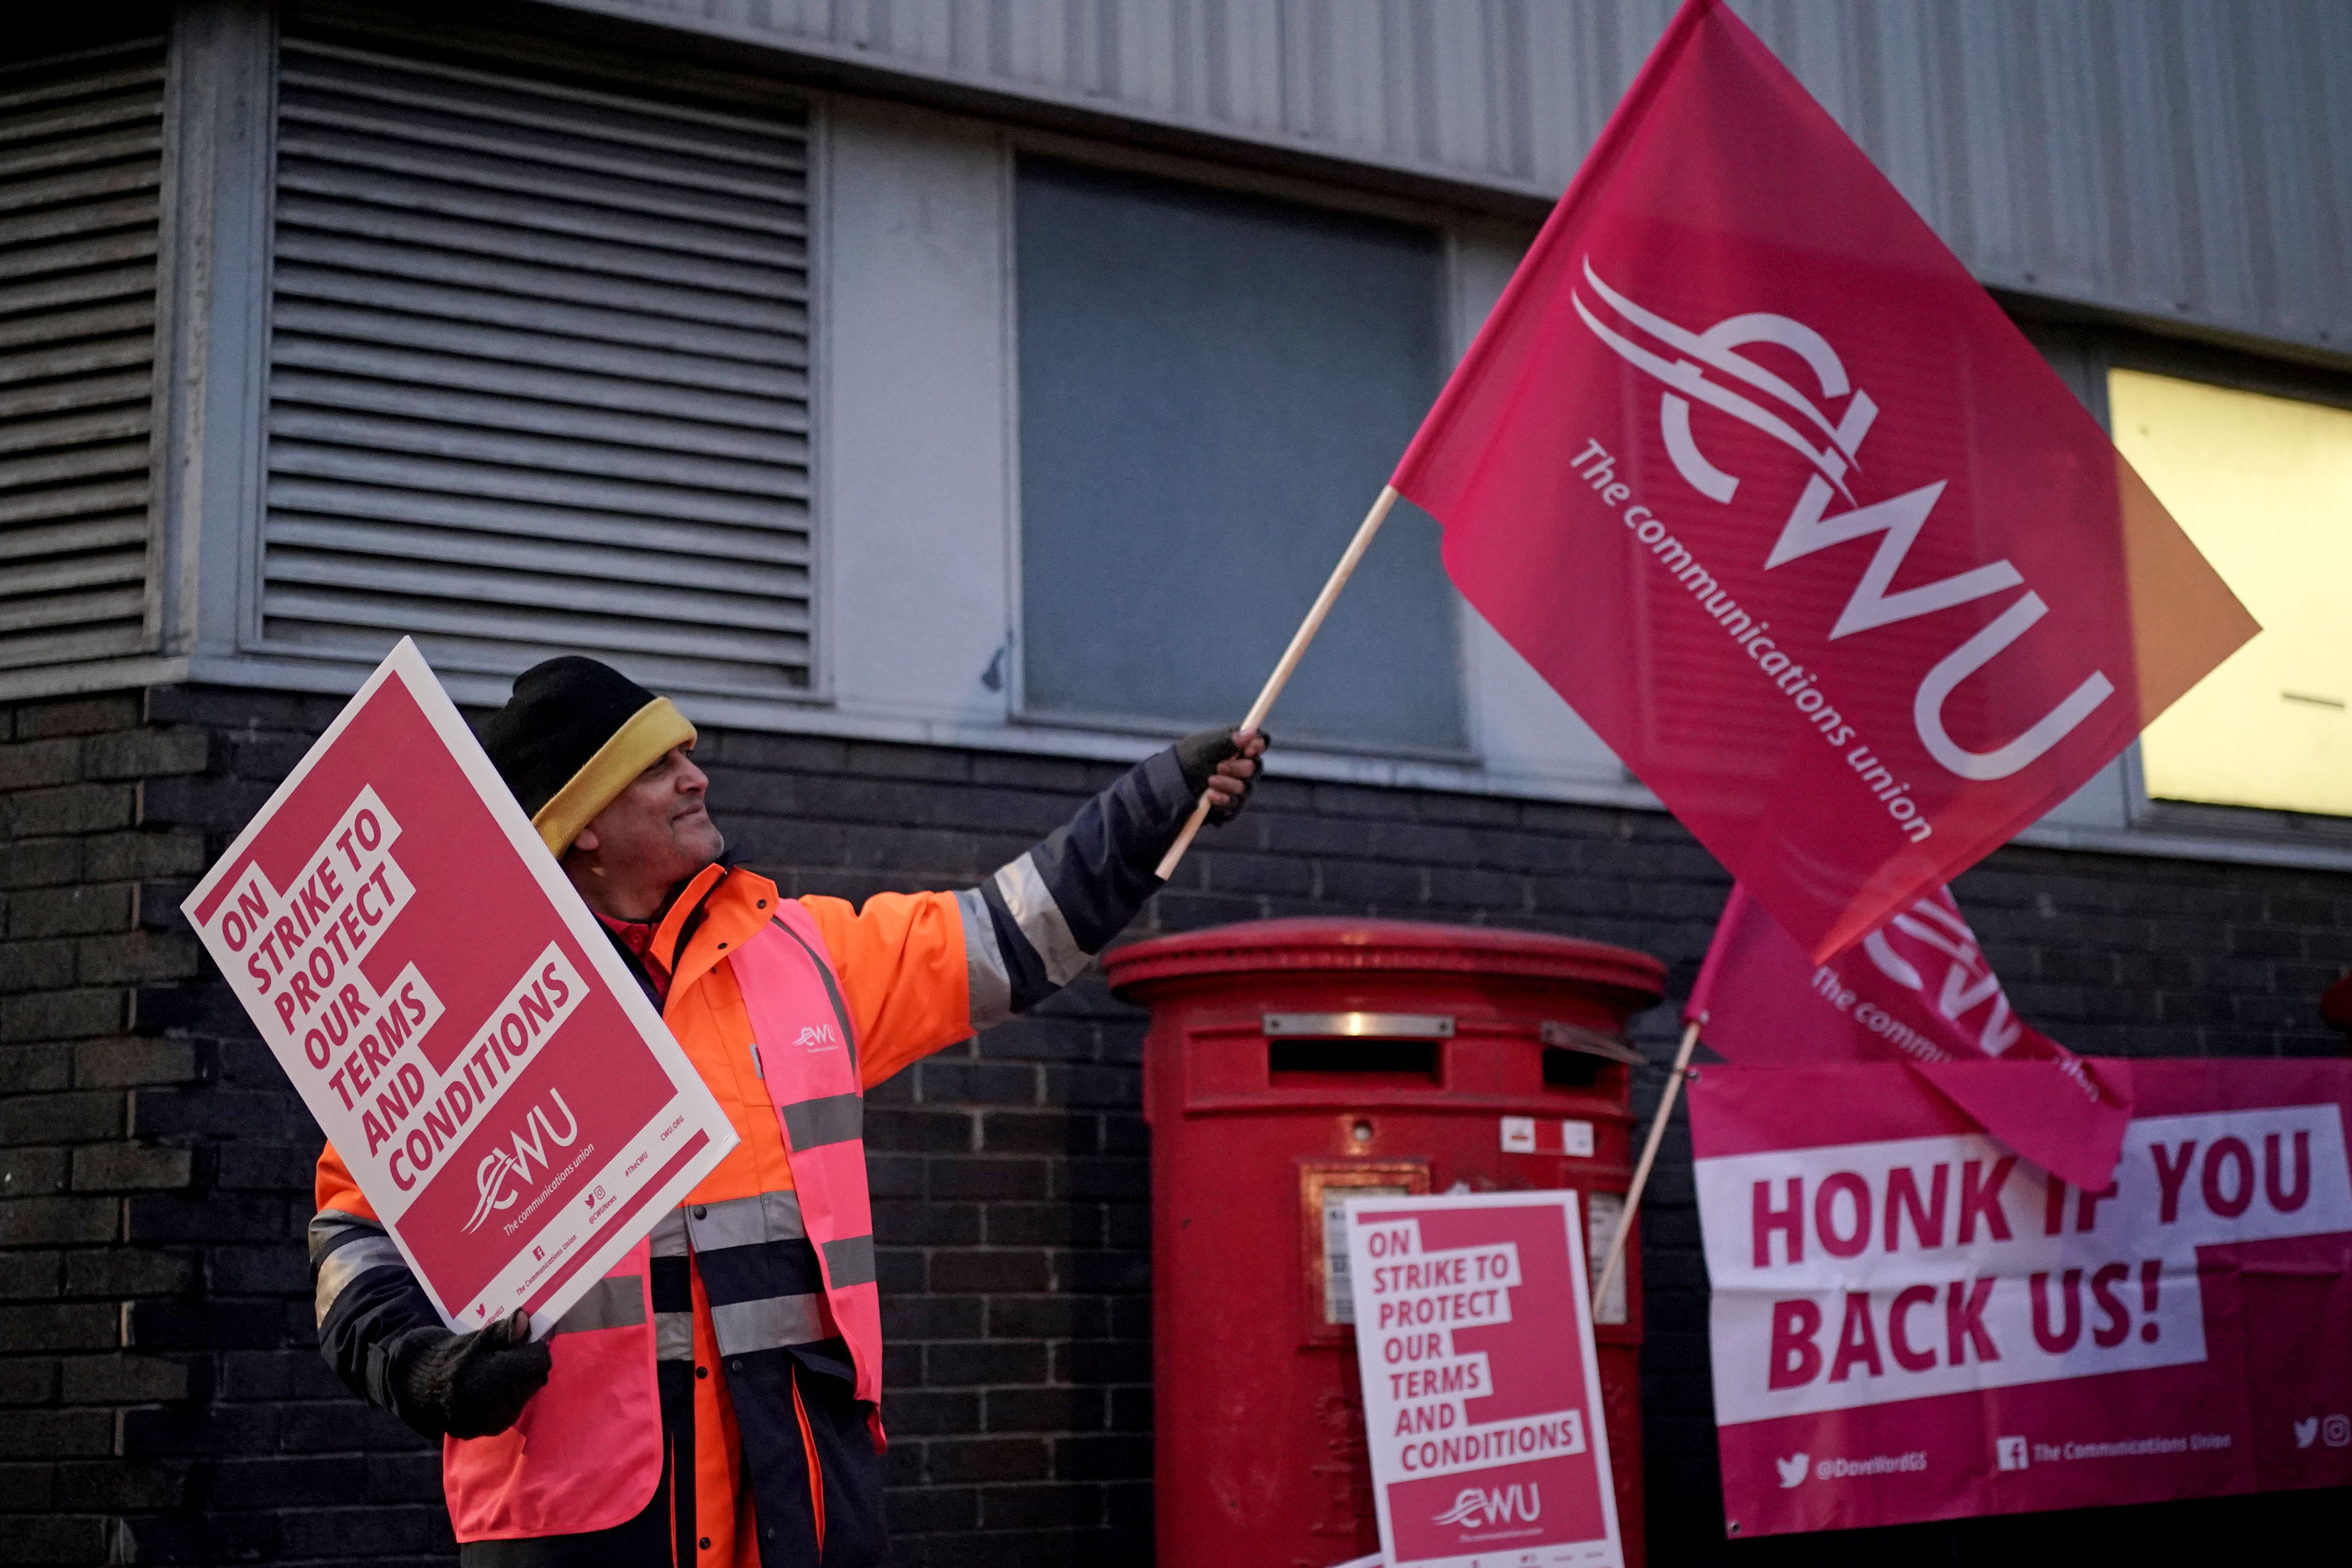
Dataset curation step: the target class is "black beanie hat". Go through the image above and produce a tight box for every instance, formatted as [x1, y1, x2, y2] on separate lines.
[477, 656, 697, 856]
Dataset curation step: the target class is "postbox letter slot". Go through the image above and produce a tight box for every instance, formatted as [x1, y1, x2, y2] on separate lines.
[1268, 1038, 1441, 1082]
[1542, 1046, 1606, 1090]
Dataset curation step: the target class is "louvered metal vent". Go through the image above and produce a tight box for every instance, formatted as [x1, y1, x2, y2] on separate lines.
[0, 44, 165, 671]
[264, 40, 813, 696]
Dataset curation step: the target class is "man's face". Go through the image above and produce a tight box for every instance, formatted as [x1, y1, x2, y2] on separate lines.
[572, 743, 723, 888]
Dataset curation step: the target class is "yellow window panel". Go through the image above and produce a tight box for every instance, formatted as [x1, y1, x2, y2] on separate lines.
[2110, 369, 2352, 817]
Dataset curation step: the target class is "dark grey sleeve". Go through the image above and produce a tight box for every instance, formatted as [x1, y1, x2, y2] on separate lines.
[309, 1208, 442, 1421]
[952, 746, 1196, 1029]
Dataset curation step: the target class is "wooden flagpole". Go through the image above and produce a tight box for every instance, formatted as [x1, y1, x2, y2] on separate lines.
[1591, 1013, 1705, 1312]
[1154, 485, 1401, 881]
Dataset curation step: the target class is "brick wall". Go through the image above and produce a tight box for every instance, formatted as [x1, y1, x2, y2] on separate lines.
[2, 685, 2347, 1564]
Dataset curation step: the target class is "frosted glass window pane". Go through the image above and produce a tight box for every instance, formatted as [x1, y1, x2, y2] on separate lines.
[2113, 369, 2352, 817]
[1014, 158, 1464, 751]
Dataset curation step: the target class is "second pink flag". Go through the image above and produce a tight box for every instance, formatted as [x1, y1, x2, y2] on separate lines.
[1690, 882, 2131, 1191]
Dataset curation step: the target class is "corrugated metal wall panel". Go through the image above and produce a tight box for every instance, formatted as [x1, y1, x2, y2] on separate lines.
[261, 36, 815, 697]
[563, 0, 2352, 358]
[0, 42, 165, 670]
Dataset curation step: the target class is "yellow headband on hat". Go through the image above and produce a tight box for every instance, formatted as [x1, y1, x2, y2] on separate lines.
[530, 697, 697, 857]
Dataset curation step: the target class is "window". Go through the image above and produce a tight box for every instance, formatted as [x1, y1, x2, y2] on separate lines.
[1013, 158, 1464, 752]
[2111, 369, 2352, 818]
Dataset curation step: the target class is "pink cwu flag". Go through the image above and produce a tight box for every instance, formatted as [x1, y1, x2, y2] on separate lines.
[1688, 882, 2131, 1191]
[1390, 0, 2253, 962]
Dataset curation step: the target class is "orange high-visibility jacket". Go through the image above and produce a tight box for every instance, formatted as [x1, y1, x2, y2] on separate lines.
[308, 745, 1197, 1567]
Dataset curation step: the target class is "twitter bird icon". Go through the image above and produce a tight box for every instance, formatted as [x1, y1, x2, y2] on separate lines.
[1776, 1453, 1810, 1489]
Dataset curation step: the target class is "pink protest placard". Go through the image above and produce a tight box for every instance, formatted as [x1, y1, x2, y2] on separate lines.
[1342, 1190, 1623, 1568]
[1691, 1060, 2352, 1536]
[182, 639, 736, 1335]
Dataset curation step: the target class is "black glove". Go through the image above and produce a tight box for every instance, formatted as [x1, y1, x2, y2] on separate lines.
[1175, 728, 1269, 827]
[387, 1309, 553, 1440]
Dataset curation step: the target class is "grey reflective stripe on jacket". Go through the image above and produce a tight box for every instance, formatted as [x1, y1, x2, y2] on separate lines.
[682, 1189, 802, 1252]
[649, 1209, 694, 1360]
[990, 852, 1089, 987]
[955, 886, 1013, 1032]
[681, 1188, 862, 1357]
[780, 1093, 861, 1150]
[548, 1275, 647, 1336]
[958, 744, 1195, 1025]
[309, 1208, 408, 1328]
[710, 1292, 828, 1355]
[820, 1235, 878, 1289]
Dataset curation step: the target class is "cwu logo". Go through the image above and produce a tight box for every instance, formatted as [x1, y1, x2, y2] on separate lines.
[461, 1091, 582, 1234]
[1860, 887, 2023, 1056]
[1432, 1483, 1541, 1531]
[1570, 258, 2115, 785]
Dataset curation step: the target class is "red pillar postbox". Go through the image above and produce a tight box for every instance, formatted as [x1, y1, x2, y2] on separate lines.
[1105, 918, 1666, 1568]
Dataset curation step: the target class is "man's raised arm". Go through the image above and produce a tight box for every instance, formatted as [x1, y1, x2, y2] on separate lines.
[956, 728, 1261, 1031]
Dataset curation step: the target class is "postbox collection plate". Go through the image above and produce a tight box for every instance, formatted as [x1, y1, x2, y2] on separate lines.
[1297, 1159, 1432, 1344]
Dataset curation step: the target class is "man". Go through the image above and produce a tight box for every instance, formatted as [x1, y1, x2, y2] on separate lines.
[306, 657, 1265, 1566]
